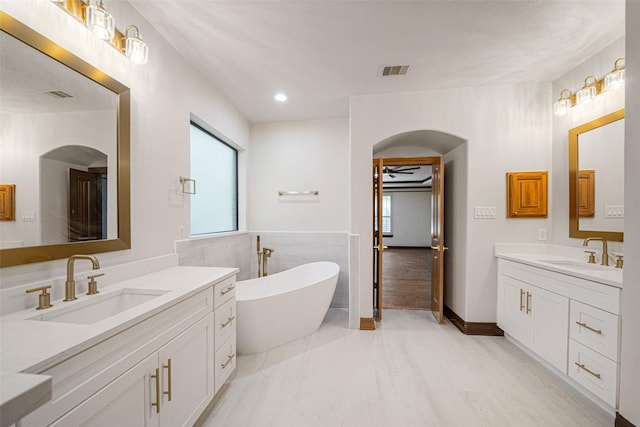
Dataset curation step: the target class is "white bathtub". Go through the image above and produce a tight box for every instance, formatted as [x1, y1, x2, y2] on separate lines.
[236, 261, 339, 354]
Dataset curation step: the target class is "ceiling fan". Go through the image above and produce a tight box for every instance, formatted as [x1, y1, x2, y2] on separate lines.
[383, 166, 420, 178]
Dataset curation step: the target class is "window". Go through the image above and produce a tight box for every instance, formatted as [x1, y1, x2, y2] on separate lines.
[382, 194, 391, 233]
[190, 122, 238, 235]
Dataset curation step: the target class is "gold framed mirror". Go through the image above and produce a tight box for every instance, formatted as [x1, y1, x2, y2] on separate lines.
[569, 109, 624, 242]
[0, 12, 130, 267]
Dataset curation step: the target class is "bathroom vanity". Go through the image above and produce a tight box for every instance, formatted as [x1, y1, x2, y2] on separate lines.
[495, 246, 622, 411]
[0, 266, 237, 426]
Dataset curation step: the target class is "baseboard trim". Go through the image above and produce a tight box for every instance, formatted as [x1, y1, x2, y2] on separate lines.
[444, 306, 504, 336]
[616, 413, 636, 427]
[360, 317, 376, 330]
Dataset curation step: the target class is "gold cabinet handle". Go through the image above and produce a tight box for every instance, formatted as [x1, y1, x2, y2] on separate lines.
[221, 285, 235, 296]
[575, 321, 602, 334]
[151, 368, 160, 413]
[221, 353, 235, 369]
[574, 362, 601, 379]
[525, 292, 532, 314]
[519, 289, 525, 311]
[163, 359, 172, 402]
[221, 316, 235, 328]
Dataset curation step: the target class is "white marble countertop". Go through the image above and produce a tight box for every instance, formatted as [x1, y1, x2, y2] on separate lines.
[495, 244, 622, 288]
[0, 266, 237, 374]
[0, 371, 51, 427]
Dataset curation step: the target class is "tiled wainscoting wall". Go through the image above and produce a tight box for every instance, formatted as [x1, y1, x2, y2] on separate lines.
[175, 231, 349, 308]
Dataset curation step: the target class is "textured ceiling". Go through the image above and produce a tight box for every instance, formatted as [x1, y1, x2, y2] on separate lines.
[129, 0, 625, 123]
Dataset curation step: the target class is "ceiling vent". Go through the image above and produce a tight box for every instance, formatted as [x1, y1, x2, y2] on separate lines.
[44, 90, 74, 99]
[378, 65, 410, 77]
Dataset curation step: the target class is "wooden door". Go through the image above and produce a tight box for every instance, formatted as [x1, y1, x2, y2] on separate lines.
[69, 168, 105, 242]
[373, 158, 384, 320]
[430, 159, 446, 323]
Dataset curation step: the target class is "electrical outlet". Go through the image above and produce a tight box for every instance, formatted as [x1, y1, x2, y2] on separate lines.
[538, 228, 547, 241]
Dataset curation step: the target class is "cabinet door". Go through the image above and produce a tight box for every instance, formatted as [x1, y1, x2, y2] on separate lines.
[51, 353, 159, 427]
[501, 276, 533, 347]
[532, 287, 569, 373]
[158, 313, 214, 427]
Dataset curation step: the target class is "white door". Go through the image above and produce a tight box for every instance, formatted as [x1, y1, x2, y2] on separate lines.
[532, 287, 569, 372]
[502, 277, 533, 347]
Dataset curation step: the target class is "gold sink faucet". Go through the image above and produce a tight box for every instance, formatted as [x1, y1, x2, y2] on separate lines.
[65, 255, 101, 301]
[582, 237, 609, 266]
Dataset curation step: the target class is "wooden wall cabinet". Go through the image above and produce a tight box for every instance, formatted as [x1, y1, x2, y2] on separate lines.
[506, 171, 548, 218]
[0, 184, 15, 221]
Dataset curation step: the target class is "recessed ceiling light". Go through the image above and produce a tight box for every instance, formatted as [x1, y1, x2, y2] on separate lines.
[274, 93, 287, 102]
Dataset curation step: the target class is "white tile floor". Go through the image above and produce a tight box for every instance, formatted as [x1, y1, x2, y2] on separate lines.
[199, 309, 612, 427]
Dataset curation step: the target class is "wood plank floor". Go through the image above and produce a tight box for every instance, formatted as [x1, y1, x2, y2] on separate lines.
[382, 247, 432, 310]
[198, 309, 612, 427]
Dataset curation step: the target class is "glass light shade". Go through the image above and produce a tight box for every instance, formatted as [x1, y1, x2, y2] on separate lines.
[576, 85, 596, 105]
[86, 2, 115, 40]
[125, 36, 149, 65]
[553, 97, 571, 116]
[604, 69, 625, 91]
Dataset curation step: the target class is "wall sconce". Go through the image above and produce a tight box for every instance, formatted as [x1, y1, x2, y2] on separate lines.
[553, 57, 625, 115]
[575, 76, 598, 106]
[604, 58, 625, 91]
[85, 0, 115, 40]
[50, 0, 149, 65]
[553, 89, 572, 116]
[122, 25, 148, 65]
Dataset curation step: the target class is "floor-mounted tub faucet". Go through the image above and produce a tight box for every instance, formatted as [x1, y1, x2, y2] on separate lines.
[256, 235, 275, 277]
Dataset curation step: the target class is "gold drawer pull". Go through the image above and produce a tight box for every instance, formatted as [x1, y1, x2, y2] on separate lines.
[519, 289, 525, 311]
[221, 285, 235, 296]
[221, 353, 235, 369]
[525, 292, 531, 314]
[574, 362, 601, 379]
[575, 321, 602, 334]
[151, 368, 161, 413]
[163, 358, 172, 401]
[221, 316, 235, 328]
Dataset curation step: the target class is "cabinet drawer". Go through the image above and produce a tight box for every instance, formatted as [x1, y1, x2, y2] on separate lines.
[568, 339, 618, 407]
[570, 300, 620, 361]
[214, 334, 236, 394]
[215, 298, 236, 350]
[214, 277, 236, 309]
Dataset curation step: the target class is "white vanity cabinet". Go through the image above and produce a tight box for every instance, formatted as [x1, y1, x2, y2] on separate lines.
[213, 279, 237, 394]
[497, 257, 622, 409]
[17, 270, 237, 427]
[500, 274, 569, 372]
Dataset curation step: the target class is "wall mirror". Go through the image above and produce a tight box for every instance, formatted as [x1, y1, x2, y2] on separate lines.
[0, 12, 130, 267]
[569, 109, 624, 242]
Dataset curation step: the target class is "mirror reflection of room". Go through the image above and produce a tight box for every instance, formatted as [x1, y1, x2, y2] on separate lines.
[0, 29, 118, 248]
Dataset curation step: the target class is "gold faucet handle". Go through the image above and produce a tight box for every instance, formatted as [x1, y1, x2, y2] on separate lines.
[584, 250, 596, 264]
[25, 285, 53, 310]
[615, 255, 624, 269]
[86, 273, 105, 295]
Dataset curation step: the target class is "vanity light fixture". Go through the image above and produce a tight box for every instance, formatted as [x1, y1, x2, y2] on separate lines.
[122, 25, 149, 65]
[575, 76, 598, 106]
[85, 0, 115, 41]
[604, 57, 625, 91]
[553, 89, 573, 116]
[51, 0, 150, 65]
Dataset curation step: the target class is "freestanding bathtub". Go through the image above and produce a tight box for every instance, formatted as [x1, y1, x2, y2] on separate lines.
[236, 261, 339, 354]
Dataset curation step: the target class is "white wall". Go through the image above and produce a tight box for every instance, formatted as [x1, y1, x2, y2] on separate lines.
[383, 190, 431, 247]
[249, 119, 349, 232]
[550, 36, 625, 251]
[0, 0, 250, 288]
[350, 83, 551, 322]
[619, 1, 640, 423]
[443, 143, 468, 318]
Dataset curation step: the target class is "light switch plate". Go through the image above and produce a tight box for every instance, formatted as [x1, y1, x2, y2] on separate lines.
[604, 205, 624, 218]
[474, 207, 496, 219]
[22, 211, 36, 222]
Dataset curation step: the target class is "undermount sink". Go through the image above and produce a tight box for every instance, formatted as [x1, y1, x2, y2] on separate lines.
[28, 288, 169, 325]
[535, 259, 608, 271]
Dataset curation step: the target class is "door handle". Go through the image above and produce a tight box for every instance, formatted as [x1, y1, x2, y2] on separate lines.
[430, 246, 449, 251]
[163, 358, 172, 402]
[373, 245, 388, 251]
